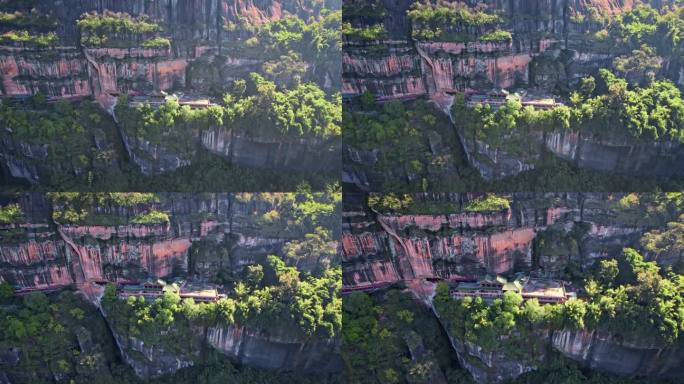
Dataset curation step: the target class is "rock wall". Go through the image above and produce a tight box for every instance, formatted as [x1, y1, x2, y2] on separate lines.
[110, 332, 195, 379]
[0, 47, 91, 97]
[552, 329, 684, 378]
[343, 0, 666, 99]
[1, 0, 334, 99]
[0, 193, 318, 289]
[1, 192, 342, 378]
[438, 309, 684, 383]
[544, 131, 684, 177]
[206, 325, 342, 373]
[343, 1, 684, 182]
[342, 193, 670, 290]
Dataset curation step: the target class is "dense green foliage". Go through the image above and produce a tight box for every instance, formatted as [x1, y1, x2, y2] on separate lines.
[117, 73, 340, 146]
[141, 36, 170, 48]
[479, 29, 512, 42]
[455, 69, 684, 147]
[103, 255, 341, 346]
[408, 1, 504, 40]
[463, 194, 510, 212]
[343, 290, 468, 384]
[343, 285, 681, 384]
[0, 289, 339, 384]
[602, 4, 684, 59]
[640, 214, 684, 274]
[367, 193, 510, 214]
[0, 203, 22, 224]
[435, 248, 684, 350]
[0, 290, 124, 383]
[0, 30, 57, 46]
[0, 10, 57, 28]
[346, 96, 684, 192]
[227, 7, 340, 88]
[344, 98, 473, 191]
[367, 193, 414, 212]
[130, 209, 169, 225]
[0, 97, 133, 190]
[342, 23, 386, 41]
[0, 99, 91, 144]
[48, 192, 159, 225]
[77, 11, 167, 48]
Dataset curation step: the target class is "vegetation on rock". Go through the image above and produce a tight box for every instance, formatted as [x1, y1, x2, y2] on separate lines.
[77, 11, 166, 48]
[0, 204, 23, 224]
[435, 248, 684, 350]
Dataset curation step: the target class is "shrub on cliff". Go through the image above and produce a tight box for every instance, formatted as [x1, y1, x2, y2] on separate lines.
[343, 289, 460, 383]
[131, 210, 169, 225]
[408, 2, 502, 40]
[0, 30, 57, 46]
[142, 36, 171, 48]
[463, 194, 510, 212]
[0, 204, 23, 224]
[49, 192, 161, 225]
[342, 22, 386, 41]
[479, 29, 512, 42]
[77, 11, 169, 48]
[0, 290, 120, 382]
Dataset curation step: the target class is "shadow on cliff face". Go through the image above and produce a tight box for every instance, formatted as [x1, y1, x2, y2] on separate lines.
[0, 163, 31, 190]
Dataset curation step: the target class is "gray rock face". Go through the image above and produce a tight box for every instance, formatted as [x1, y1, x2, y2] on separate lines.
[206, 325, 343, 373]
[110, 331, 195, 379]
[440, 323, 684, 383]
[459, 134, 536, 181]
[444, 329, 540, 383]
[201, 129, 340, 173]
[552, 329, 684, 379]
[0, 137, 48, 184]
[545, 131, 684, 177]
[119, 131, 194, 176]
[457, 128, 684, 180]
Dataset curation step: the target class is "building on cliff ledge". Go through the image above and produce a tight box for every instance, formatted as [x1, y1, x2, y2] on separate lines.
[118, 279, 225, 303]
[465, 89, 562, 110]
[450, 275, 571, 304]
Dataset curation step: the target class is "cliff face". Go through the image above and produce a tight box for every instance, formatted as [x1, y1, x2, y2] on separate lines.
[343, 0, 683, 182]
[342, 193, 667, 291]
[1, 0, 335, 99]
[0, 193, 341, 378]
[460, 123, 684, 181]
[343, 209, 541, 289]
[0, 1, 341, 181]
[439, 311, 684, 383]
[0, 193, 323, 289]
[552, 329, 684, 378]
[0, 196, 228, 288]
[116, 122, 341, 176]
[206, 325, 342, 373]
[343, 0, 666, 98]
[441, 323, 545, 383]
[110, 331, 196, 378]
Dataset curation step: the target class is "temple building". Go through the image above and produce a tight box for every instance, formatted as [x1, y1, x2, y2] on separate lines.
[450, 275, 574, 304]
[117, 279, 225, 303]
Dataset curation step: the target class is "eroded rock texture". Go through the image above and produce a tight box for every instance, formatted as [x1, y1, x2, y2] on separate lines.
[342, 0, 684, 183]
[342, 192, 675, 290]
[0, 193, 341, 378]
[0, 1, 341, 181]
